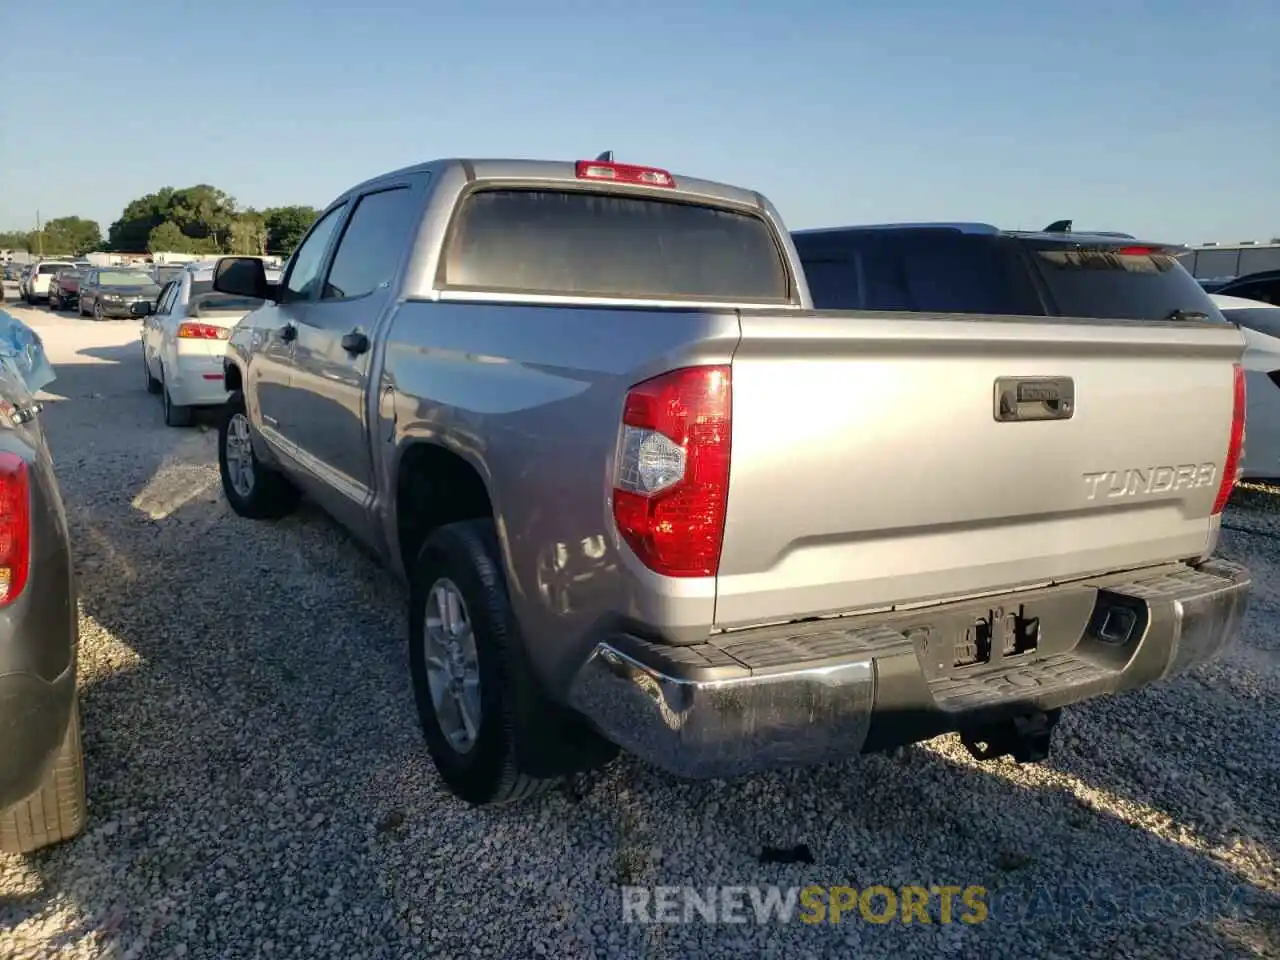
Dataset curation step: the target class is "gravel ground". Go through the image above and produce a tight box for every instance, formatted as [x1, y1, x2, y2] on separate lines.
[0, 300, 1277, 959]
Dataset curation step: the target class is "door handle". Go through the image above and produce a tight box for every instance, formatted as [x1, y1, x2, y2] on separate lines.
[341, 330, 369, 355]
[278, 323, 297, 343]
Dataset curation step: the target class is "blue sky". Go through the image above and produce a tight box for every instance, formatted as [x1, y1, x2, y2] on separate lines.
[1, 0, 1276, 243]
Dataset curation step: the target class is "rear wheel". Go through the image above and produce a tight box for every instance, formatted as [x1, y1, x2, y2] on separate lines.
[218, 390, 298, 519]
[161, 371, 193, 427]
[408, 520, 613, 805]
[0, 701, 87, 854]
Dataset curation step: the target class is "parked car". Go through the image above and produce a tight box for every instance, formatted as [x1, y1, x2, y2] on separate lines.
[78, 267, 162, 320]
[1211, 293, 1280, 481]
[21, 260, 75, 305]
[16, 265, 34, 299]
[0, 313, 85, 853]
[48, 267, 83, 311]
[211, 156, 1251, 805]
[134, 264, 267, 426]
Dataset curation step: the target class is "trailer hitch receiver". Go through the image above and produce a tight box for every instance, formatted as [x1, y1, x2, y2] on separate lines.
[960, 709, 1061, 764]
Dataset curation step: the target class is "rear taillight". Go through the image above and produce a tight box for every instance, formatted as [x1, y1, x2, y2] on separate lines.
[612, 366, 731, 577]
[0, 453, 31, 607]
[1212, 364, 1246, 515]
[177, 322, 229, 340]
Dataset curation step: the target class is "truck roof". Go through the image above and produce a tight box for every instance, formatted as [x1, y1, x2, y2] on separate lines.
[794, 222, 1183, 251]
[343, 157, 767, 211]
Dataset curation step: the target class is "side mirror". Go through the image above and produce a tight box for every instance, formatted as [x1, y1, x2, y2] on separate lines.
[213, 257, 277, 301]
[131, 301, 153, 317]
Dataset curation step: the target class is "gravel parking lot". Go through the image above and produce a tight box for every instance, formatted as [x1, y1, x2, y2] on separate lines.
[0, 300, 1277, 959]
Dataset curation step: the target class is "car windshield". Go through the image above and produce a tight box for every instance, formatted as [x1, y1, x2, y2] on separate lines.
[99, 271, 154, 286]
[189, 282, 263, 312]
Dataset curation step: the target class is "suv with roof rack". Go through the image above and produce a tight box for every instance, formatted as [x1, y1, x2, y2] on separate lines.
[792, 220, 1224, 323]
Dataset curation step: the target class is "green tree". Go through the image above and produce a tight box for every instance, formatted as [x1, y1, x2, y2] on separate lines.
[168, 185, 237, 249]
[108, 188, 176, 251]
[263, 206, 319, 255]
[229, 209, 268, 255]
[39, 216, 103, 256]
[147, 221, 194, 254]
[0, 230, 33, 252]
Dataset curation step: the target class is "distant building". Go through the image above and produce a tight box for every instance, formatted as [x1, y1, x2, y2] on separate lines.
[1178, 240, 1280, 281]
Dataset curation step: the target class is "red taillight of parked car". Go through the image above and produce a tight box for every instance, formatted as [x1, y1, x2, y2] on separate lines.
[177, 322, 230, 340]
[0, 452, 31, 607]
[612, 365, 732, 578]
[1211, 364, 1246, 516]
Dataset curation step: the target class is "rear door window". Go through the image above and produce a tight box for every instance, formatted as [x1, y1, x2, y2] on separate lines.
[1027, 242, 1226, 322]
[443, 189, 791, 302]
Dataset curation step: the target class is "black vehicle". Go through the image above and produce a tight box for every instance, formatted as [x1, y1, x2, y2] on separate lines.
[0, 339, 85, 853]
[793, 220, 1225, 323]
[78, 267, 162, 321]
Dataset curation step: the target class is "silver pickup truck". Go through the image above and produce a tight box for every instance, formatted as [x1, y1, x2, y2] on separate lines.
[210, 156, 1251, 805]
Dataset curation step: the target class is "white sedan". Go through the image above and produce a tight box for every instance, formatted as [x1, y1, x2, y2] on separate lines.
[1211, 293, 1280, 481]
[139, 263, 276, 427]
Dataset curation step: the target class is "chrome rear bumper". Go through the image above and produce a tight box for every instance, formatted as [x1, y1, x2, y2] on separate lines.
[568, 559, 1251, 779]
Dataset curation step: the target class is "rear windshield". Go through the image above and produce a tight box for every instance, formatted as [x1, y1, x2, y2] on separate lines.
[190, 291, 263, 313]
[443, 188, 791, 302]
[38, 263, 73, 275]
[1026, 242, 1225, 322]
[797, 231, 1224, 322]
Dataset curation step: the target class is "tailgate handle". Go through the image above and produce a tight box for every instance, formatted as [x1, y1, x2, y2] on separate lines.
[994, 377, 1075, 422]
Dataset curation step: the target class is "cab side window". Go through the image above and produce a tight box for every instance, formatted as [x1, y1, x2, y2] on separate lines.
[320, 187, 417, 301]
[280, 205, 347, 303]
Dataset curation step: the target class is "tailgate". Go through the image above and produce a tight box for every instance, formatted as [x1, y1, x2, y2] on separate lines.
[715, 311, 1245, 628]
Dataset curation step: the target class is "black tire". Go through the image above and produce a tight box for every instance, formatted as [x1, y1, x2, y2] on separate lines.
[49, 293, 60, 311]
[0, 701, 87, 854]
[93, 301, 104, 322]
[161, 373, 194, 427]
[408, 520, 611, 806]
[217, 390, 298, 519]
[143, 348, 161, 395]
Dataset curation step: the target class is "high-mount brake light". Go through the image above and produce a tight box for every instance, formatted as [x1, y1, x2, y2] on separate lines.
[0, 452, 31, 608]
[575, 160, 676, 188]
[1115, 245, 1159, 256]
[1211, 364, 1246, 516]
[612, 366, 731, 577]
[177, 322, 229, 340]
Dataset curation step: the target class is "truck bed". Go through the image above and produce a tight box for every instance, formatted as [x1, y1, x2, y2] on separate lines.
[715, 309, 1245, 628]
